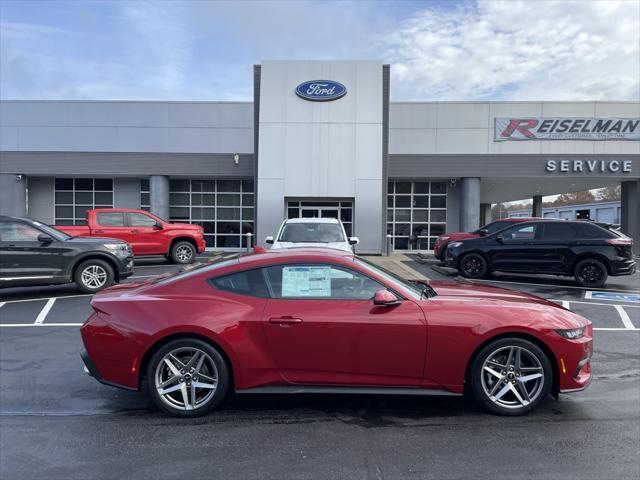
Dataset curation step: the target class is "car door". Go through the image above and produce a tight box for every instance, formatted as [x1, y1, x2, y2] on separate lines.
[535, 222, 577, 273]
[94, 211, 130, 243]
[488, 223, 541, 273]
[0, 220, 65, 284]
[126, 212, 163, 255]
[260, 263, 427, 386]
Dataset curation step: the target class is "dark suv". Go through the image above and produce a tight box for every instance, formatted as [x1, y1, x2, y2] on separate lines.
[444, 220, 635, 287]
[0, 216, 134, 293]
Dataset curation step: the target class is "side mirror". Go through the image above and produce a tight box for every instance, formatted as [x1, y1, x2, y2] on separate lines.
[37, 234, 53, 244]
[348, 237, 359, 245]
[496, 235, 504, 243]
[478, 229, 489, 236]
[373, 289, 401, 306]
[154, 222, 164, 229]
[265, 236, 274, 245]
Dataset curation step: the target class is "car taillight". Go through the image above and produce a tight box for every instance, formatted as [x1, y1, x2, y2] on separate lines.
[606, 238, 632, 246]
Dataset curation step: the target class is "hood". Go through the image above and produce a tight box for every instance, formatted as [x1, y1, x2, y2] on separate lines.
[65, 236, 128, 245]
[440, 232, 480, 241]
[272, 242, 351, 252]
[430, 280, 562, 309]
[165, 222, 201, 231]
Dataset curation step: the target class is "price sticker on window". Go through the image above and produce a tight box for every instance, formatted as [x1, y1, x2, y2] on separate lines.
[282, 266, 331, 297]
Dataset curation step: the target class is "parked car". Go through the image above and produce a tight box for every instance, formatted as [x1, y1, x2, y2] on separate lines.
[445, 220, 635, 287]
[56, 208, 206, 264]
[433, 217, 544, 260]
[265, 217, 359, 252]
[0, 215, 133, 293]
[81, 247, 592, 417]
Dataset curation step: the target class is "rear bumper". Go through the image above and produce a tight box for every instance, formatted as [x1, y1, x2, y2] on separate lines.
[80, 348, 137, 391]
[610, 259, 636, 276]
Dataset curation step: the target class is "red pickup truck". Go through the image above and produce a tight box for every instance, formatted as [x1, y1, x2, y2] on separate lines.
[56, 209, 206, 264]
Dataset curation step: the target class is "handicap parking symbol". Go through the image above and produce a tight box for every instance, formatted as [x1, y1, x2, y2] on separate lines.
[585, 291, 640, 303]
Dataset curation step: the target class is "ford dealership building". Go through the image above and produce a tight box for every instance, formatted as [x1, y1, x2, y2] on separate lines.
[1, 60, 639, 253]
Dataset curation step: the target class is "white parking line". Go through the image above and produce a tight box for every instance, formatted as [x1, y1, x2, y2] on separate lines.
[561, 301, 571, 309]
[456, 276, 640, 294]
[34, 298, 56, 325]
[550, 299, 640, 308]
[614, 305, 636, 329]
[0, 294, 91, 305]
[0, 323, 82, 328]
[0, 302, 5, 309]
[594, 327, 640, 331]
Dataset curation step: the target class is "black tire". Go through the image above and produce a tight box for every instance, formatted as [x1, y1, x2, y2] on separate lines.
[574, 258, 608, 288]
[170, 241, 196, 264]
[459, 253, 489, 279]
[470, 337, 553, 416]
[146, 338, 230, 417]
[74, 259, 115, 293]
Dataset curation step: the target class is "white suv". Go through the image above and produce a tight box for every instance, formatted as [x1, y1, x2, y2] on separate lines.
[265, 218, 359, 252]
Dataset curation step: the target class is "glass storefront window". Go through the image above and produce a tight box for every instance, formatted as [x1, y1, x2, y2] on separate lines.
[387, 180, 447, 251]
[54, 178, 113, 225]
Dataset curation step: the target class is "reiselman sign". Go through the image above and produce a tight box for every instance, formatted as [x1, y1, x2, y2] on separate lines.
[495, 117, 640, 141]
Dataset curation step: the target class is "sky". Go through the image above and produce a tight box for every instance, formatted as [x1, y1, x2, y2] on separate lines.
[1, 0, 639, 101]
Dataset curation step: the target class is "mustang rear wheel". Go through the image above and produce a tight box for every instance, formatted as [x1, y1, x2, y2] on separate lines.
[459, 253, 488, 279]
[147, 339, 230, 417]
[470, 338, 552, 415]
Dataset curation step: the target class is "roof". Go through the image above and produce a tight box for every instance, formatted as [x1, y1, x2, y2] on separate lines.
[283, 217, 341, 224]
[238, 246, 354, 266]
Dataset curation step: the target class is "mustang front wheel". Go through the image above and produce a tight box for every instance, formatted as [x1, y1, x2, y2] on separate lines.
[147, 339, 230, 417]
[470, 338, 552, 415]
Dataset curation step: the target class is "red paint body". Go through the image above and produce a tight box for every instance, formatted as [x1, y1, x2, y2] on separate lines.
[57, 209, 206, 257]
[434, 217, 541, 259]
[81, 248, 592, 395]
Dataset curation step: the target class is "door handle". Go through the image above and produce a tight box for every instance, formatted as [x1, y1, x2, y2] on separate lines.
[130, 229, 140, 234]
[268, 316, 303, 325]
[95, 230, 105, 234]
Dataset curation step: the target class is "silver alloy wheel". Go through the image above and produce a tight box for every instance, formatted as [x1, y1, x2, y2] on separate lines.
[80, 264, 108, 289]
[154, 347, 218, 411]
[175, 245, 193, 262]
[480, 345, 545, 409]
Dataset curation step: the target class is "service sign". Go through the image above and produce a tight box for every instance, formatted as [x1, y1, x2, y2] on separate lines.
[295, 80, 347, 102]
[494, 117, 640, 141]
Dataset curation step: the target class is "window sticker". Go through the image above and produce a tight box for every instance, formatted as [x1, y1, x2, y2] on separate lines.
[282, 266, 331, 297]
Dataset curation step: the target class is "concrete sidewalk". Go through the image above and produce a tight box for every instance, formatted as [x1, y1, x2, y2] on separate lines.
[361, 254, 429, 281]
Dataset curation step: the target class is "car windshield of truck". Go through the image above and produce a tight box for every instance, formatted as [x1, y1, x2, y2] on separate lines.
[36, 221, 71, 241]
[278, 223, 345, 243]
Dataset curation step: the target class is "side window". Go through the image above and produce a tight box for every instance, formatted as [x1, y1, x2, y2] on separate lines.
[264, 264, 384, 300]
[500, 224, 537, 241]
[97, 212, 125, 227]
[129, 212, 157, 227]
[541, 223, 576, 240]
[0, 222, 42, 242]
[210, 269, 270, 298]
[574, 223, 615, 239]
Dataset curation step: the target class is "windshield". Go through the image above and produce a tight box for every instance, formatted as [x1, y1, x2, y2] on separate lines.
[36, 221, 71, 241]
[278, 223, 345, 243]
[355, 258, 426, 300]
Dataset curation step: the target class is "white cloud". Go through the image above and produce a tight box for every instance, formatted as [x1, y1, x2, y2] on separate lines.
[383, 0, 640, 100]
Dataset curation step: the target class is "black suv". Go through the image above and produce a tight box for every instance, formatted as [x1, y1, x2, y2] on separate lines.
[0, 216, 134, 293]
[445, 220, 635, 287]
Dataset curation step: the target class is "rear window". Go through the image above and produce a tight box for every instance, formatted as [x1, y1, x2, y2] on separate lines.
[278, 223, 345, 243]
[210, 269, 270, 298]
[150, 259, 239, 286]
[542, 222, 617, 240]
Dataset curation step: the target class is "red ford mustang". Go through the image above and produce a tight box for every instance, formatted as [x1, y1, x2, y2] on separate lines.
[81, 248, 592, 417]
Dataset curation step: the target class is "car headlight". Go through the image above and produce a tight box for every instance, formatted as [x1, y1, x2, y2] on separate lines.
[105, 243, 131, 255]
[448, 241, 463, 248]
[556, 327, 586, 339]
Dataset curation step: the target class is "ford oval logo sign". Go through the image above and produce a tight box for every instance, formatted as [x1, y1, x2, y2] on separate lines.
[295, 80, 347, 102]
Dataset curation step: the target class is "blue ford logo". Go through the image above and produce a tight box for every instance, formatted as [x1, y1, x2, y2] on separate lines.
[295, 80, 347, 102]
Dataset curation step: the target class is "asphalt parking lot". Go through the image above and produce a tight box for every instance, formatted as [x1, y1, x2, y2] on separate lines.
[1, 253, 639, 479]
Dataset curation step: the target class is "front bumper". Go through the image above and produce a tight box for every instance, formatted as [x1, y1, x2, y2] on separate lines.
[556, 325, 593, 393]
[196, 238, 207, 253]
[118, 256, 134, 279]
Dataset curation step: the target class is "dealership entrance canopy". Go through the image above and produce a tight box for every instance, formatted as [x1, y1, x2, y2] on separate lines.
[1, 60, 638, 253]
